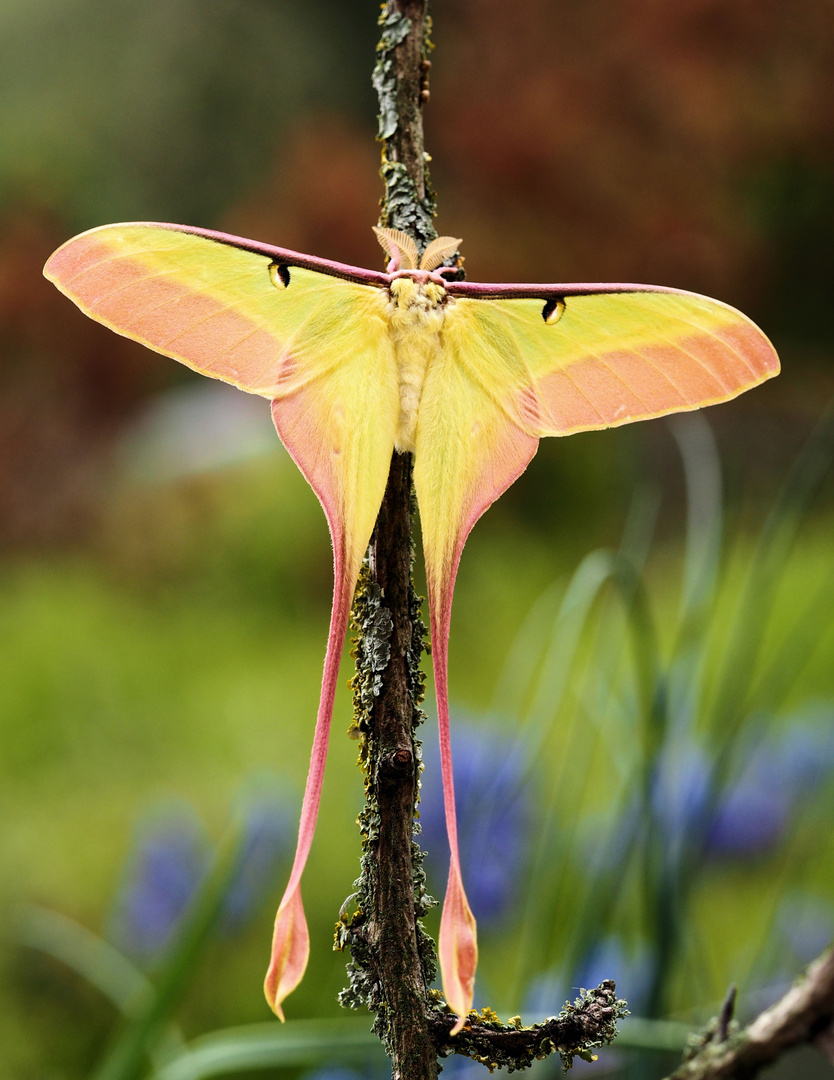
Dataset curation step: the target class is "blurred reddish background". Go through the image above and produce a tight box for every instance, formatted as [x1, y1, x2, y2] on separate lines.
[2, 0, 832, 547]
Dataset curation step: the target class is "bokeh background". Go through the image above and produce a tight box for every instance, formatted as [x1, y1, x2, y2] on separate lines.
[2, 1, 834, 1077]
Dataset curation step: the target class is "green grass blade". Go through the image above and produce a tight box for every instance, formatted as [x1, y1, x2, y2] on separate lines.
[669, 413, 723, 626]
[749, 561, 834, 710]
[15, 905, 186, 1065]
[17, 905, 152, 1013]
[664, 414, 723, 735]
[90, 825, 246, 1080]
[489, 577, 564, 721]
[149, 1019, 382, 1080]
[524, 549, 617, 730]
[710, 403, 834, 744]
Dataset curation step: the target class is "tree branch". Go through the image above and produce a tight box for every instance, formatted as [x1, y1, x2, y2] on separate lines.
[336, 454, 437, 1080]
[336, 6, 631, 1079]
[432, 982, 628, 1072]
[373, 0, 436, 247]
[663, 946, 834, 1080]
[336, 6, 438, 1080]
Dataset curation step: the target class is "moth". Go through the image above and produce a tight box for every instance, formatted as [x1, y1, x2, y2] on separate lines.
[44, 222, 779, 1031]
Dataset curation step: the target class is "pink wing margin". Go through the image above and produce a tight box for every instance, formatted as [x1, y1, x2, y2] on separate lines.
[262, 480, 355, 1017]
[118, 221, 392, 286]
[42, 220, 391, 1021]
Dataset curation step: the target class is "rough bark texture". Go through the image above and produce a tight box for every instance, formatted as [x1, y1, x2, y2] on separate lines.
[336, 454, 438, 1080]
[335, 6, 631, 1079]
[368, 6, 438, 1075]
[367, 453, 434, 1062]
[373, 0, 438, 250]
[365, 458, 435, 1080]
[336, 7, 439, 1079]
[432, 981, 628, 1073]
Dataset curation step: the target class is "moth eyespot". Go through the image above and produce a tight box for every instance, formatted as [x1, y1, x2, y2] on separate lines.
[542, 298, 566, 325]
[269, 262, 291, 290]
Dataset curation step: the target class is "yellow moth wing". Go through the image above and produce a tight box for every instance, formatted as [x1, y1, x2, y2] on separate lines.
[445, 290, 779, 437]
[44, 222, 392, 401]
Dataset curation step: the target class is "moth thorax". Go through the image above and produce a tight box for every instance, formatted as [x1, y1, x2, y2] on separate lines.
[388, 279, 446, 453]
[389, 276, 446, 312]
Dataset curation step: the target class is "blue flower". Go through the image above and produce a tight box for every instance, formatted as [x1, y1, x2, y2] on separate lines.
[649, 738, 711, 860]
[706, 764, 791, 857]
[525, 936, 650, 1018]
[572, 937, 651, 1016]
[108, 790, 292, 960]
[419, 718, 532, 926]
[645, 707, 834, 863]
[707, 711, 834, 858]
[221, 793, 293, 932]
[108, 802, 209, 960]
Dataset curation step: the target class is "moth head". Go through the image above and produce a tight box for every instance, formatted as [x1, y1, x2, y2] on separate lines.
[373, 227, 463, 277]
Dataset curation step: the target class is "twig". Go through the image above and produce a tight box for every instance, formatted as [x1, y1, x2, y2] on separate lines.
[336, 6, 630, 1078]
[336, 9, 834, 1080]
[717, 985, 737, 1043]
[337, 456, 437, 1080]
[432, 982, 628, 1073]
[373, 0, 437, 245]
[337, 7, 438, 1080]
[664, 946, 834, 1080]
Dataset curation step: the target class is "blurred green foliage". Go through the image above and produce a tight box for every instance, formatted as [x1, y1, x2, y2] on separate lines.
[4, 414, 834, 1078]
[0, 0, 375, 229]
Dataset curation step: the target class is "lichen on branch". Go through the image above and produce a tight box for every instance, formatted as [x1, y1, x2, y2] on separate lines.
[374, 1, 437, 249]
[334, 4, 628, 1076]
